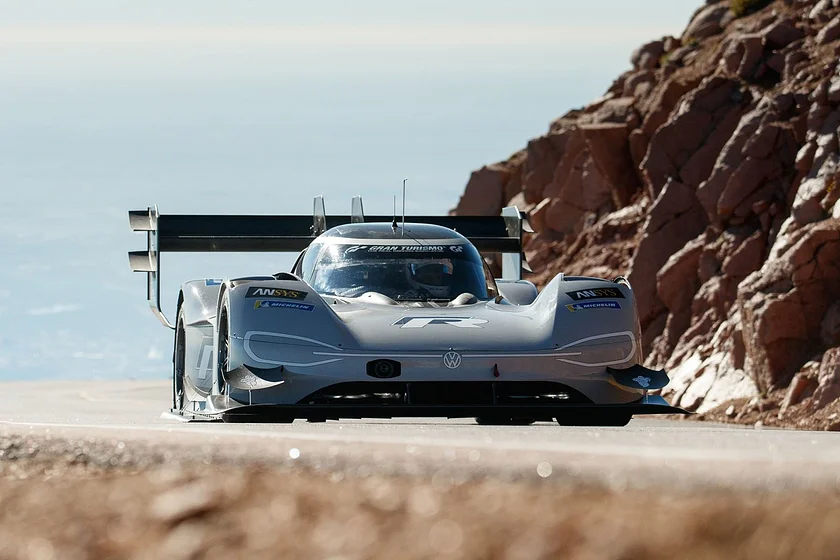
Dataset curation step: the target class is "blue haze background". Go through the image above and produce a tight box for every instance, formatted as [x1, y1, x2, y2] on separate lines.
[0, 1, 700, 379]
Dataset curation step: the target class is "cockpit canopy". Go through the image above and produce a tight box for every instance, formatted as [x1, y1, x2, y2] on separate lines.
[298, 224, 495, 302]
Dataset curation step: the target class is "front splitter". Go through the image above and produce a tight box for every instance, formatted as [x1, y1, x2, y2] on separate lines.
[220, 401, 689, 423]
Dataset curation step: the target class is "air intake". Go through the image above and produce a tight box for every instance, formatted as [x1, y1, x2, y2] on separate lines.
[366, 360, 401, 379]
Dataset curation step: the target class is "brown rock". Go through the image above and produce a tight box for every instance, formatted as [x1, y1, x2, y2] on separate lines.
[450, 0, 840, 427]
[696, 107, 765, 223]
[680, 105, 745, 189]
[828, 67, 840, 103]
[657, 237, 704, 313]
[763, 20, 805, 48]
[522, 134, 568, 204]
[742, 124, 780, 159]
[779, 370, 818, 418]
[544, 198, 584, 235]
[684, 4, 731, 40]
[812, 347, 840, 409]
[543, 129, 587, 200]
[718, 157, 783, 219]
[721, 34, 765, 79]
[643, 78, 743, 198]
[740, 221, 840, 391]
[628, 180, 709, 335]
[816, 14, 840, 44]
[793, 153, 838, 224]
[580, 123, 641, 206]
[809, 0, 835, 22]
[640, 78, 700, 138]
[454, 165, 509, 216]
[822, 301, 840, 347]
[503, 151, 527, 204]
[528, 198, 552, 234]
[579, 156, 613, 212]
[623, 71, 656, 99]
[722, 230, 766, 278]
[796, 142, 818, 172]
[587, 97, 637, 125]
[631, 40, 665, 70]
[784, 50, 810, 82]
[628, 129, 649, 177]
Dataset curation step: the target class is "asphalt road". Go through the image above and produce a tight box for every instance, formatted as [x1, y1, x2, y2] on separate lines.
[1, 380, 840, 491]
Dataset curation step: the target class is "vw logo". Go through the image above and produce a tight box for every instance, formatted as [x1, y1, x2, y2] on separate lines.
[443, 351, 462, 369]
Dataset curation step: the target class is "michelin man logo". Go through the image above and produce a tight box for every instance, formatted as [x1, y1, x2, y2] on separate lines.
[632, 375, 651, 388]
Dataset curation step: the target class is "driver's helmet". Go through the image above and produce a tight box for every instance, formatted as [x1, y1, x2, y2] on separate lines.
[405, 260, 454, 299]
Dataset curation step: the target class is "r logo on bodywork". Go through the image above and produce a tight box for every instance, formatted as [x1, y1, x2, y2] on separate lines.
[393, 317, 488, 329]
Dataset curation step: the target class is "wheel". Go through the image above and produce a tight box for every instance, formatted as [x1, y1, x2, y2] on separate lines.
[475, 416, 536, 426]
[172, 308, 187, 411]
[217, 304, 231, 396]
[555, 413, 632, 427]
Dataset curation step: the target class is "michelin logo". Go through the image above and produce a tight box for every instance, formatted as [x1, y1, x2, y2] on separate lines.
[632, 375, 651, 388]
[254, 300, 315, 312]
[566, 301, 622, 312]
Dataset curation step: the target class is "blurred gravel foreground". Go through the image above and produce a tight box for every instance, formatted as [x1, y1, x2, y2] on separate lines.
[1, 434, 839, 560]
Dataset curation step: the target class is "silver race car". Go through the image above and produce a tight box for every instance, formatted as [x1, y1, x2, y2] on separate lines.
[128, 197, 685, 425]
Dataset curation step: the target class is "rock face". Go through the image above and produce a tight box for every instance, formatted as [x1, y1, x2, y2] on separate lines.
[452, 0, 840, 425]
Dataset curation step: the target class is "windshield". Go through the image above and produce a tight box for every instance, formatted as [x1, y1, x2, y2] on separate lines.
[308, 243, 492, 301]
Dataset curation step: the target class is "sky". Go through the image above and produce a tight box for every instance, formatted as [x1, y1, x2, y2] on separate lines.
[0, 1, 703, 55]
[4, 1, 700, 30]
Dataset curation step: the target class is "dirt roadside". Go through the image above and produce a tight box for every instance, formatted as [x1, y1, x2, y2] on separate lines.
[1, 433, 839, 560]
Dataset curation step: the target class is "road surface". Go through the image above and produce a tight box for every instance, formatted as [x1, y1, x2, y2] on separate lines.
[1, 380, 839, 491]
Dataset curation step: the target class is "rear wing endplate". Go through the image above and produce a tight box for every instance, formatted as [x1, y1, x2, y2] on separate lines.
[128, 197, 530, 328]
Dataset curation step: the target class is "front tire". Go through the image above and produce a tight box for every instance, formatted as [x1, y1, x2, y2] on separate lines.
[216, 304, 231, 396]
[172, 309, 187, 412]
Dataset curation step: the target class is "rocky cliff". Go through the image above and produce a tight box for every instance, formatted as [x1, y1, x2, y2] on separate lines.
[453, 0, 840, 429]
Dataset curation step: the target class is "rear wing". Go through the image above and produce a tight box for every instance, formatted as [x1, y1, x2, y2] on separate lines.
[128, 196, 530, 328]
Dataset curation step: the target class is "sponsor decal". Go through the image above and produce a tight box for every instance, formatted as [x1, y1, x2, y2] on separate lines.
[566, 287, 625, 301]
[565, 301, 622, 312]
[344, 245, 467, 254]
[245, 287, 308, 300]
[195, 336, 213, 379]
[205, 279, 223, 286]
[393, 316, 488, 329]
[443, 351, 462, 369]
[632, 375, 651, 388]
[254, 300, 315, 312]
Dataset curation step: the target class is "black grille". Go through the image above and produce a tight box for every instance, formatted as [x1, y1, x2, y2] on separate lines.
[298, 381, 592, 406]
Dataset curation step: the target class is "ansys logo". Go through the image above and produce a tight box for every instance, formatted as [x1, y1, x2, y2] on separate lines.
[566, 287, 625, 301]
[245, 287, 307, 300]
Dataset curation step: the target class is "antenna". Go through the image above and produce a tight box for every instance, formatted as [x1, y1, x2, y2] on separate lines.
[402, 178, 407, 237]
[392, 195, 398, 230]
